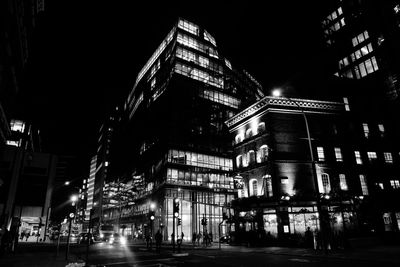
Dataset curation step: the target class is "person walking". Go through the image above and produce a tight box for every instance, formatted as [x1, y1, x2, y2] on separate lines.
[25, 232, 30, 241]
[197, 232, 202, 246]
[155, 230, 162, 253]
[181, 232, 185, 241]
[192, 232, 197, 246]
[20, 232, 25, 241]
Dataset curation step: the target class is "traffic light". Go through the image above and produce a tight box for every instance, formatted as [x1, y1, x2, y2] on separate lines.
[177, 218, 182, 226]
[149, 210, 155, 221]
[201, 218, 208, 226]
[173, 198, 180, 217]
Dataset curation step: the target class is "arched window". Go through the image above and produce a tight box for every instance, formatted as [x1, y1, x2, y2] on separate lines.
[263, 174, 273, 197]
[246, 128, 253, 139]
[250, 179, 258, 196]
[257, 122, 266, 133]
[248, 150, 255, 165]
[321, 173, 331, 193]
[235, 133, 244, 144]
[236, 155, 243, 168]
[259, 145, 269, 162]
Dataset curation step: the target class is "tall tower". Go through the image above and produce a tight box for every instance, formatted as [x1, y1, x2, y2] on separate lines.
[104, 18, 265, 240]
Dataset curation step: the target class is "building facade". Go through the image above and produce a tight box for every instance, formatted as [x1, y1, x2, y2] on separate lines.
[226, 95, 400, 246]
[101, 18, 265, 241]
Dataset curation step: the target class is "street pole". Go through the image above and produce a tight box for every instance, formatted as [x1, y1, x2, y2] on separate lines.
[65, 216, 73, 260]
[85, 209, 92, 265]
[172, 212, 175, 252]
[56, 224, 61, 256]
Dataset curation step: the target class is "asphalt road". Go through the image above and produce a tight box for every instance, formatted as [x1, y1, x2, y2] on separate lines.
[70, 242, 400, 267]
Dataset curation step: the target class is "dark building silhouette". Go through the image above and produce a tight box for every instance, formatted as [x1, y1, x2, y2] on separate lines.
[319, 0, 400, 234]
[0, 0, 45, 145]
[0, 119, 56, 241]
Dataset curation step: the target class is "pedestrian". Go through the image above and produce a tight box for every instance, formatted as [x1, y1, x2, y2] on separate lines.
[181, 232, 185, 241]
[145, 234, 151, 249]
[25, 232, 30, 241]
[197, 232, 202, 246]
[192, 232, 197, 246]
[20, 232, 25, 241]
[155, 230, 162, 253]
[0, 228, 11, 256]
[305, 227, 313, 248]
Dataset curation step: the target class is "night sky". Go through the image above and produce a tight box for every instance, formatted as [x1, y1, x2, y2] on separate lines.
[18, 0, 329, 178]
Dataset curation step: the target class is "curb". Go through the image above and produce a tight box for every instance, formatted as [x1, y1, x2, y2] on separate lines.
[172, 253, 189, 257]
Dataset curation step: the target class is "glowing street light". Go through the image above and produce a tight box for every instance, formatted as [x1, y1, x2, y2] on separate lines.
[70, 195, 78, 203]
[64, 181, 70, 186]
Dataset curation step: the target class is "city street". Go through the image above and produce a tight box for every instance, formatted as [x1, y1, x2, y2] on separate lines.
[2, 241, 400, 267]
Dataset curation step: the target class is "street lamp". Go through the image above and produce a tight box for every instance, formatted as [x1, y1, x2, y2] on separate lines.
[272, 89, 328, 251]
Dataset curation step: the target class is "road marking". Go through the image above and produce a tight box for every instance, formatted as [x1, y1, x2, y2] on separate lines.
[192, 254, 216, 258]
[288, 258, 311, 263]
[103, 257, 176, 266]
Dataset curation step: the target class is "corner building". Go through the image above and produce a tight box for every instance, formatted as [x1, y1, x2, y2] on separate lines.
[225, 96, 371, 245]
[115, 18, 264, 241]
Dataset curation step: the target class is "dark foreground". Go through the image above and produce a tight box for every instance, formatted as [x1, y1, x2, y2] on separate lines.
[1, 241, 400, 267]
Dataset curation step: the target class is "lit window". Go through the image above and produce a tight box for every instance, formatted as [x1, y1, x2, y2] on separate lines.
[367, 152, 377, 161]
[235, 133, 244, 144]
[10, 120, 26, 133]
[264, 175, 273, 197]
[394, 4, 400, 14]
[378, 124, 385, 136]
[363, 123, 369, 138]
[355, 151, 363, 164]
[343, 97, 350, 111]
[236, 155, 243, 168]
[321, 173, 331, 193]
[359, 175, 369, 195]
[251, 180, 258, 196]
[259, 145, 269, 162]
[245, 128, 254, 139]
[384, 152, 393, 163]
[257, 122, 266, 133]
[390, 180, 400, 189]
[281, 177, 289, 184]
[339, 174, 348, 191]
[317, 147, 325, 161]
[335, 147, 343, 162]
[178, 19, 199, 36]
[248, 150, 256, 165]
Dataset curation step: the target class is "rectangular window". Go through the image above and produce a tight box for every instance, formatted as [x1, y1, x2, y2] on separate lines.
[334, 147, 343, 161]
[359, 174, 369, 195]
[281, 177, 289, 184]
[378, 124, 385, 136]
[339, 174, 348, 191]
[355, 151, 363, 164]
[367, 152, 377, 161]
[384, 152, 393, 163]
[317, 147, 325, 161]
[390, 180, 400, 189]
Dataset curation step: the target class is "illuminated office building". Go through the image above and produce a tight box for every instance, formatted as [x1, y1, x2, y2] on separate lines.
[102, 18, 264, 240]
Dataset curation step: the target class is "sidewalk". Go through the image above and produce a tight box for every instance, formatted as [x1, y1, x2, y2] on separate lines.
[0, 242, 84, 267]
[0, 251, 84, 267]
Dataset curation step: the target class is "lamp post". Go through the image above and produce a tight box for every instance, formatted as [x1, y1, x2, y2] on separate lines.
[272, 89, 328, 251]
